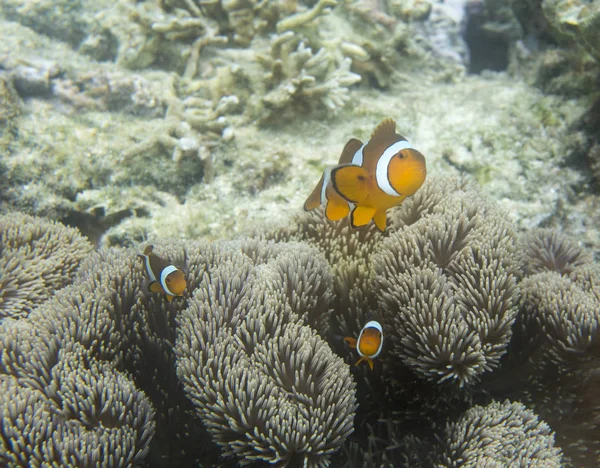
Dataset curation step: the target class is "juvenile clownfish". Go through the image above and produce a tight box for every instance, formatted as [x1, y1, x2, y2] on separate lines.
[139, 245, 186, 302]
[304, 118, 426, 231]
[344, 320, 384, 370]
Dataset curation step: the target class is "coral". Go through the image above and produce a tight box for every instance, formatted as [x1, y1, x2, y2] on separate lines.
[373, 178, 520, 386]
[439, 400, 562, 467]
[509, 0, 600, 97]
[276, 0, 338, 33]
[591, 142, 600, 184]
[256, 33, 361, 123]
[1, 55, 167, 117]
[175, 238, 356, 466]
[0, 73, 21, 151]
[0, 212, 93, 321]
[541, 0, 600, 62]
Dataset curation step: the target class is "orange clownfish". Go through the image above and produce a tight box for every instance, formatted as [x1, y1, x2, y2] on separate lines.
[344, 320, 384, 370]
[139, 245, 186, 301]
[304, 118, 426, 231]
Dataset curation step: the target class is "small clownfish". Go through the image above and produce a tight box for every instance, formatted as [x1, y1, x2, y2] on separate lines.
[304, 118, 427, 231]
[344, 320, 384, 370]
[139, 245, 186, 302]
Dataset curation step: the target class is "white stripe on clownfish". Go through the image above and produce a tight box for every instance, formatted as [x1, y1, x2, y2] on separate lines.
[375, 140, 415, 197]
[320, 167, 332, 205]
[351, 143, 366, 166]
[144, 255, 157, 282]
[160, 265, 179, 296]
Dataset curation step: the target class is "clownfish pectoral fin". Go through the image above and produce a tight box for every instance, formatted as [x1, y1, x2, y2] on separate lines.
[371, 118, 398, 140]
[350, 206, 377, 228]
[367, 358, 374, 370]
[325, 200, 350, 221]
[344, 337, 358, 349]
[373, 210, 387, 231]
[338, 138, 363, 164]
[143, 245, 154, 256]
[304, 174, 326, 211]
[148, 281, 163, 294]
[166, 294, 174, 302]
[331, 165, 370, 204]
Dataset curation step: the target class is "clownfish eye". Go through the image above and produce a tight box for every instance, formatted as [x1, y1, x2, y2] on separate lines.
[166, 277, 171, 283]
[396, 152, 406, 159]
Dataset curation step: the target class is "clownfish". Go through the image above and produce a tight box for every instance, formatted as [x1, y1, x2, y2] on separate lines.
[304, 118, 426, 231]
[139, 245, 186, 302]
[344, 320, 384, 370]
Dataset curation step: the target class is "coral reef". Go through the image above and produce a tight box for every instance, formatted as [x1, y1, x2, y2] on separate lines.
[1, 0, 595, 250]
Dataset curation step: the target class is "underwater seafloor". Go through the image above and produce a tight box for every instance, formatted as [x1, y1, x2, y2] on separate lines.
[1, 0, 600, 467]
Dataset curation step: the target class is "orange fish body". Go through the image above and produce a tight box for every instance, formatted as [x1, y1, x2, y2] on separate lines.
[139, 245, 186, 301]
[344, 320, 384, 370]
[304, 119, 426, 231]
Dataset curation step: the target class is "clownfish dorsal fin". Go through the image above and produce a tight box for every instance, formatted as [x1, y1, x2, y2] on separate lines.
[331, 165, 370, 203]
[338, 138, 363, 164]
[371, 118, 396, 140]
[144, 245, 154, 256]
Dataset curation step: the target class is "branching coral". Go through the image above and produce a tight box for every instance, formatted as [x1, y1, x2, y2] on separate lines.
[256, 33, 361, 123]
[0, 212, 93, 320]
[175, 238, 356, 466]
[439, 400, 562, 467]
